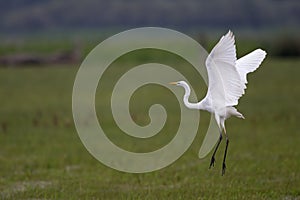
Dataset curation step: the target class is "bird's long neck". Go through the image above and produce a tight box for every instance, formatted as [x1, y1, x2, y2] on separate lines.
[182, 83, 200, 110]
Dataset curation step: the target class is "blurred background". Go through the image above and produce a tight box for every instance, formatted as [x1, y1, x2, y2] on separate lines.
[0, 0, 299, 64]
[0, 0, 299, 199]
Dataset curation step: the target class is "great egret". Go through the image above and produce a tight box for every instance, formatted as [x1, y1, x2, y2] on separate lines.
[170, 30, 266, 175]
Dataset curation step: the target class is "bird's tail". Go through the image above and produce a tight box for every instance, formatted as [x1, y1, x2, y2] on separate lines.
[236, 111, 245, 119]
[227, 107, 245, 119]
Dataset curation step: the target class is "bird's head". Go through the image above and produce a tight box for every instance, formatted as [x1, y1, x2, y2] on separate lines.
[169, 81, 187, 87]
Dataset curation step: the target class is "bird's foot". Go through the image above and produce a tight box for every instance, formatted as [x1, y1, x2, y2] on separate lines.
[222, 162, 226, 176]
[209, 156, 216, 169]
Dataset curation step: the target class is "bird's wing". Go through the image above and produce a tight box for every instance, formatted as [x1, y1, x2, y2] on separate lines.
[205, 30, 244, 108]
[235, 49, 267, 85]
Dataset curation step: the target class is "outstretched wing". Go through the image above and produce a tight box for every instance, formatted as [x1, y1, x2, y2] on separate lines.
[236, 49, 267, 86]
[205, 30, 244, 108]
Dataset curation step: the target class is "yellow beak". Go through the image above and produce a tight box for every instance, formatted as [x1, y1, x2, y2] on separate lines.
[169, 82, 177, 85]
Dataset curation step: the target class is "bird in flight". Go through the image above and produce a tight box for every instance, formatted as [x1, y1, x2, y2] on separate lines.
[170, 30, 266, 175]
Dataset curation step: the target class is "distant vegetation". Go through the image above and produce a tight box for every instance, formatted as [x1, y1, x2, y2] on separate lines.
[0, 32, 298, 67]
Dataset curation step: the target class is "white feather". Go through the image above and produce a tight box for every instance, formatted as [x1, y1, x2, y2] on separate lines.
[236, 49, 267, 85]
[205, 30, 244, 107]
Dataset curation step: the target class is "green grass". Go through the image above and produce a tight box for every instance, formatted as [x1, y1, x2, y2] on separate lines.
[0, 57, 299, 199]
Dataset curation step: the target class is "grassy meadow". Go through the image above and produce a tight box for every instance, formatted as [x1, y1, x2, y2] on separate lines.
[0, 49, 299, 199]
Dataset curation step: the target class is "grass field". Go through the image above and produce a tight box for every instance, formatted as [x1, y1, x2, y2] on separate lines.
[0, 57, 299, 199]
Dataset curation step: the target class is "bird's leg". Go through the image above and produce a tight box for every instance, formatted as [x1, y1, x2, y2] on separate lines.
[222, 135, 229, 176]
[209, 133, 222, 169]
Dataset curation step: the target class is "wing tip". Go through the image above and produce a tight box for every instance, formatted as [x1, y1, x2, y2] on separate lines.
[226, 30, 234, 39]
[256, 49, 267, 57]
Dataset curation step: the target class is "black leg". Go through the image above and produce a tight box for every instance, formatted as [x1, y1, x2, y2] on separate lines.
[209, 133, 222, 169]
[222, 136, 229, 176]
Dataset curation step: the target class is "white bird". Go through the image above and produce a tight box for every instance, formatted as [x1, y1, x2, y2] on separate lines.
[170, 30, 266, 175]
